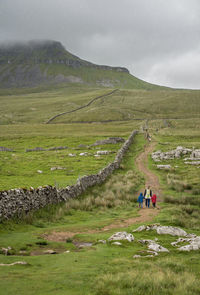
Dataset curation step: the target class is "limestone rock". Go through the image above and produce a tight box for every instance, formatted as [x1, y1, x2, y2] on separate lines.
[156, 226, 187, 236]
[1, 246, 11, 255]
[133, 225, 146, 232]
[44, 249, 57, 254]
[112, 242, 122, 246]
[96, 150, 110, 155]
[50, 166, 66, 171]
[157, 164, 171, 170]
[98, 240, 106, 244]
[139, 239, 169, 253]
[108, 232, 134, 242]
[172, 235, 200, 251]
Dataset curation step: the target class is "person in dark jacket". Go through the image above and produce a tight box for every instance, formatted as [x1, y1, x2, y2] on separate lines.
[144, 186, 152, 208]
[137, 192, 144, 208]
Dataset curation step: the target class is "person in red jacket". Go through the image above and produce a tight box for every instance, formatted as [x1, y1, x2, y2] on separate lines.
[151, 194, 157, 208]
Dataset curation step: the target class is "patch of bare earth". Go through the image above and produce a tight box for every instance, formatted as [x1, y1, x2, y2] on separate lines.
[44, 141, 160, 242]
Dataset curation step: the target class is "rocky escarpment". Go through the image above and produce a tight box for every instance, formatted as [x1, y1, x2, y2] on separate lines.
[0, 130, 137, 221]
[0, 40, 129, 88]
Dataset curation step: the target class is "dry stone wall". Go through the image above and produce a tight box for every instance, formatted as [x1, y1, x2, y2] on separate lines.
[0, 130, 138, 221]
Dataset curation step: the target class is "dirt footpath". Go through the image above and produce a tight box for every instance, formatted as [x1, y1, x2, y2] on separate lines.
[44, 141, 160, 242]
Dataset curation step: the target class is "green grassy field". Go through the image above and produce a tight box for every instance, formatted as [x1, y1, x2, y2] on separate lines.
[0, 83, 200, 294]
[0, 133, 200, 295]
[0, 85, 199, 124]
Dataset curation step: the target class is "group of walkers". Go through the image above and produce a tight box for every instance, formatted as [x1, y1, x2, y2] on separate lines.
[137, 186, 157, 208]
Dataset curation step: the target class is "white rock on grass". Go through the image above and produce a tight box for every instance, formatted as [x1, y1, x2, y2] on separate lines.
[156, 226, 187, 236]
[96, 150, 110, 155]
[112, 242, 122, 246]
[108, 232, 134, 242]
[98, 240, 106, 244]
[172, 236, 200, 251]
[184, 161, 200, 165]
[139, 239, 169, 253]
[157, 165, 171, 170]
[68, 153, 76, 157]
[132, 225, 147, 232]
[133, 224, 187, 237]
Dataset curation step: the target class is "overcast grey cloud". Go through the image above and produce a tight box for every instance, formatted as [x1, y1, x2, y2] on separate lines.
[0, 0, 200, 89]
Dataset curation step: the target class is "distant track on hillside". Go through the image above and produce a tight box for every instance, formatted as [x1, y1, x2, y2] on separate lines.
[46, 89, 119, 124]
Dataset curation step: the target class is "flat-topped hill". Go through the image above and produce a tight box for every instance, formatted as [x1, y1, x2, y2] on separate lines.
[0, 40, 165, 89]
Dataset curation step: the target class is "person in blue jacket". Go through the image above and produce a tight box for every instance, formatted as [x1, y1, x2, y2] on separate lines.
[137, 192, 144, 208]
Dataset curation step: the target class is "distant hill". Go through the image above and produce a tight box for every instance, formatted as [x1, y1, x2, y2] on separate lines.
[0, 40, 165, 89]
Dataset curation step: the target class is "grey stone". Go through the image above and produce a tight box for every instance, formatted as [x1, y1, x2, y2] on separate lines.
[98, 240, 106, 244]
[133, 225, 147, 232]
[157, 164, 171, 170]
[44, 249, 57, 254]
[156, 226, 187, 236]
[108, 232, 134, 242]
[112, 242, 122, 246]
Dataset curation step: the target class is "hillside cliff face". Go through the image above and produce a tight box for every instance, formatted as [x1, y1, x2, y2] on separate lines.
[0, 40, 163, 89]
[0, 40, 131, 88]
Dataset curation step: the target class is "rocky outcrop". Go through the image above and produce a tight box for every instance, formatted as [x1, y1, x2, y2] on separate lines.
[108, 232, 134, 242]
[172, 235, 200, 251]
[0, 40, 129, 87]
[133, 224, 188, 236]
[139, 239, 169, 252]
[0, 130, 137, 221]
[152, 146, 192, 162]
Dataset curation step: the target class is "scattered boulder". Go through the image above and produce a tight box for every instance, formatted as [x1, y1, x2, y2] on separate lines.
[108, 232, 134, 242]
[98, 240, 106, 244]
[50, 167, 66, 171]
[152, 146, 193, 162]
[68, 153, 76, 157]
[139, 239, 169, 253]
[133, 255, 141, 258]
[1, 246, 12, 255]
[184, 161, 200, 166]
[96, 150, 111, 155]
[156, 226, 187, 236]
[133, 224, 187, 237]
[132, 225, 146, 232]
[43, 249, 57, 254]
[79, 152, 89, 156]
[172, 235, 200, 251]
[157, 164, 171, 170]
[37, 170, 43, 174]
[112, 242, 122, 246]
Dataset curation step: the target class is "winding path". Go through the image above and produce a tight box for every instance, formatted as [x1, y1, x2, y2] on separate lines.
[44, 140, 160, 242]
[136, 141, 162, 199]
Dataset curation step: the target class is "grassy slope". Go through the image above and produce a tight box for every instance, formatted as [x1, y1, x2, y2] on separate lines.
[0, 85, 199, 124]
[0, 134, 200, 295]
[0, 79, 200, 293]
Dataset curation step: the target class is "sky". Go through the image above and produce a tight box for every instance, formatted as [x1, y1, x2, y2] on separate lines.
[0, 0, 200, 89]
